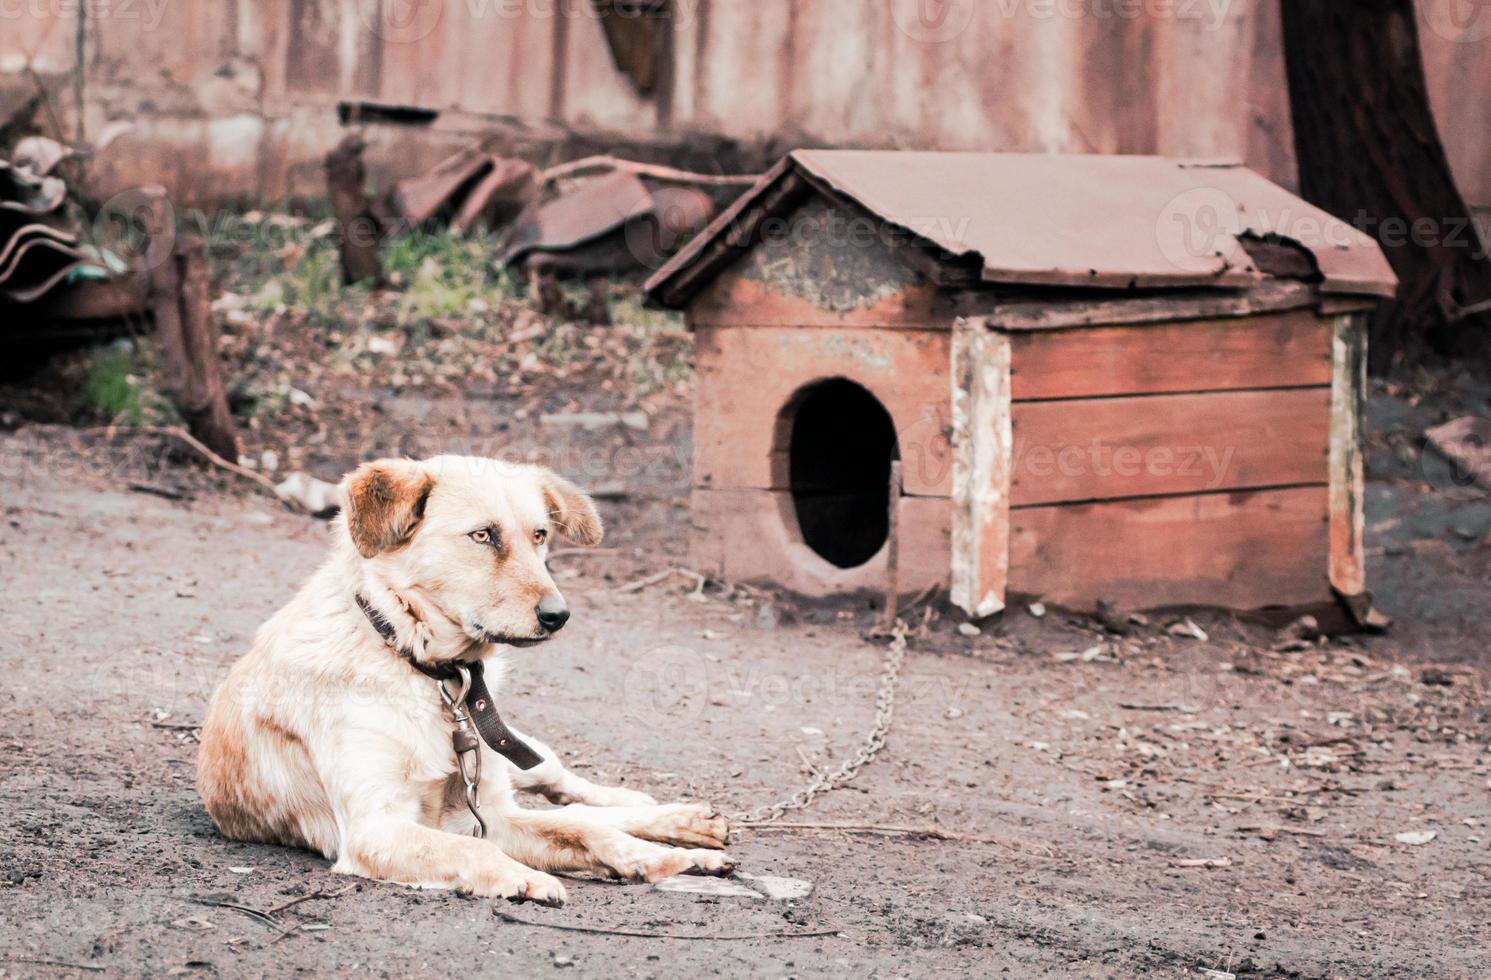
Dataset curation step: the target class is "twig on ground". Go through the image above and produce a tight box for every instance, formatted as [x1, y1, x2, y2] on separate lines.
[539, 155, 760, 188]
[1237, 825, 1329, 838]
[675, 567, 709, 600]
[188, 897, 282, 930]
[740, 821, 1056, 856]
[615, 568, 675, 593]
[12, 959, 107, 973]
[268, 923, 304, 945]
[127, 481, 187, 501]
[795, 746, 824, 780]
[150, 721, 201, 731]
[492, 909, 840, 940]
[265, 883, 358, 917]
[81, 425, 297, 509]
[614, 568, 678, 594]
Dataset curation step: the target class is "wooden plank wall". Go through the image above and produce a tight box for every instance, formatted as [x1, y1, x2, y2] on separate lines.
[998, 311, 1342, 610]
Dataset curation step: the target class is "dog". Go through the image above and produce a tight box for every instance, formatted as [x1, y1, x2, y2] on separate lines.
[197, 455, 732, 905]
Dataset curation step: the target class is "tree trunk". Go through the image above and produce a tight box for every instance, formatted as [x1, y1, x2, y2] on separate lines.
[325, 135, 383, 285]
[143, 187, 239, 461]
[1281, 0, 1491, 371]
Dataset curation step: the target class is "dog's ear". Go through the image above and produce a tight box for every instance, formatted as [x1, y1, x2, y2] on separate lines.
[541, 472, 603, 546]
[341, 459, 435, 558]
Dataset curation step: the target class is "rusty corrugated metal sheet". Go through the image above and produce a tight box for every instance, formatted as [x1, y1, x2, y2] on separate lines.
[647, 151, 1398, 306]
[0, 161, 98, 304]
[503, 171, 656, 267]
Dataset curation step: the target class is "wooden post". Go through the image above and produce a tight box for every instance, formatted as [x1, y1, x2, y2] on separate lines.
[950, 317, 1011, 619]
[1328, 312, 1367, 599]
[1328, 311, 1390, 631]
[325, 135, 383, 285]
[143, 188, 239, 461]
[879, 459, 903, 631]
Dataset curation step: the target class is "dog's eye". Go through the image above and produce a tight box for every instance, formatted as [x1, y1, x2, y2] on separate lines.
[532, 528, 547, 545]
[469, 528, 494, 546]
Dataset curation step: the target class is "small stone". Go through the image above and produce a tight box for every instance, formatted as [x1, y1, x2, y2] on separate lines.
[737, 873, 813, 901]
[1094, 599, 1130, 635]
[1167, 618, 1209, 642]
[1027, 602, 1046, 618]
[653, 876, 762, 899]
[957, 622, 981, 637]
[1421, 667, 1454, 687]
[275, 472, 340, 517]
[753, 604, 779, 630]
[1394, 830, 1437, 846]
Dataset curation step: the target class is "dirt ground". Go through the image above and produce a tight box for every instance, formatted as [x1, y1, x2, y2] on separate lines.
[1, 366, 1490, 980]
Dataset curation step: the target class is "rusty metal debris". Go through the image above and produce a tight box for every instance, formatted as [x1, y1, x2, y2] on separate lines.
[0, 156, 100, 303]
[384, 149, 539, 232]
[503, 169, 715, 277]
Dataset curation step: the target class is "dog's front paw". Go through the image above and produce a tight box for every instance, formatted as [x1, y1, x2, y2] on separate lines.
[638, 847, 737, 882]
[629, 803, 729, 849]
[476, 867, 567, 906]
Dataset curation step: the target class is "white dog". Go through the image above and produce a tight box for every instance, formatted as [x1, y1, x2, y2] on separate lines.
[197, 456, 732, 906]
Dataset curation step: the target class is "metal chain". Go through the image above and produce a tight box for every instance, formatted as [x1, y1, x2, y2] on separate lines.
[731, 619, 907, 824]
[437, 666, 488, 839]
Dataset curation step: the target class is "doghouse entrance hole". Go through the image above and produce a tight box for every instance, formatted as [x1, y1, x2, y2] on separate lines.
[782, 378, 899, 569]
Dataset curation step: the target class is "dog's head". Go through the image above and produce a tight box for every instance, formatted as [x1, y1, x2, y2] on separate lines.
[339, 455, 603, 646]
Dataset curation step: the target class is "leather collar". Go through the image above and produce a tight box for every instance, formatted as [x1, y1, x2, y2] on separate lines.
[355, 594, 544, 770]
[355, 594, 465, 681]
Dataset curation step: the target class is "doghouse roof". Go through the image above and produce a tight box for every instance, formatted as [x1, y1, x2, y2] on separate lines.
[645, 150, 1398, 308]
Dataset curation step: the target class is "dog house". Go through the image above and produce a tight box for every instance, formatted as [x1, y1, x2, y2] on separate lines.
[644, 151, 1397, 618]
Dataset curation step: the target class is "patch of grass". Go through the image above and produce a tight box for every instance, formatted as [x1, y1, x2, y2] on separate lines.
[390, 232, 518, 325]
[244, 243, 355, 322]
[79, 341, 173, 425]
[206, 207, 698, 415]
[82, 345, 140, 420]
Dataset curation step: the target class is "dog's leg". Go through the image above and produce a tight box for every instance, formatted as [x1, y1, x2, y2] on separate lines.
[484, 804, 735, 882]
[335, 817, 568, 905]
[549, 801, 731, 850]
[502, 727, 660, 807]
[324, 741, 567, 905]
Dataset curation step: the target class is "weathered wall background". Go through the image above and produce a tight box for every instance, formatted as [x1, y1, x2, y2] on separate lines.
[2, 0, 1488, 208]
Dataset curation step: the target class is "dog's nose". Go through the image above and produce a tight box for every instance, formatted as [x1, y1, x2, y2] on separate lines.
[535, 596, 570, 633]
